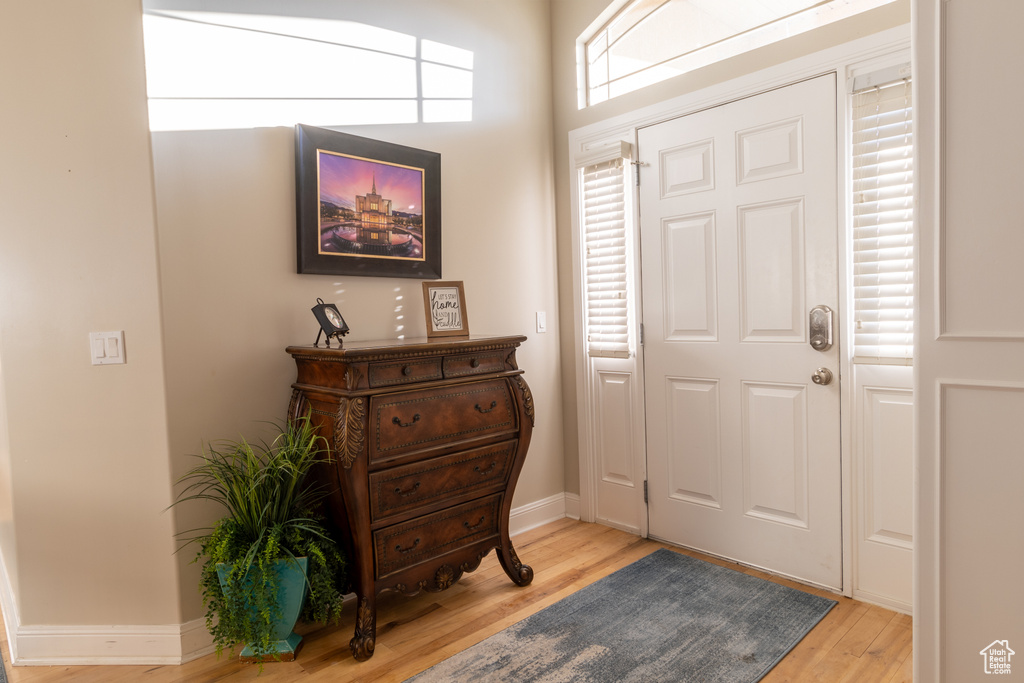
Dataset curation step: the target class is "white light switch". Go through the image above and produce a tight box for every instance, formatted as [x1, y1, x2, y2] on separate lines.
[536, 311, 547, 333]
[90, 331, 125, 365]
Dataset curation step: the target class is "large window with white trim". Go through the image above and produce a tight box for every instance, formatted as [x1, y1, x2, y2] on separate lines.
[851, 66, 914, 364]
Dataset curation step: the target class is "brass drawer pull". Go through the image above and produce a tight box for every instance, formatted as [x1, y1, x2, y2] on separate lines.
[463, 516, 485, 531]
[393, 414, 421, 428]
[475, 401, 498, 414]
[474, 462, 497, 476]
[470, 358, 481, 368]
[395, 538, 421, 554]
[394, 481, 421, 497]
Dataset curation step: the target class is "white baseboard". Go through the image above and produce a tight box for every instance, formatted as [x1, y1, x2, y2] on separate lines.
[509, 492, 570, 536]
[0, 539, 216, 666]
[15, 620, 213, 666]
[0, 493, 577, 666]
[564, 493, 581, 520]
[852, 589, 913, 616]
[179, 618, 217, 663]
[0, 540, 22, 665]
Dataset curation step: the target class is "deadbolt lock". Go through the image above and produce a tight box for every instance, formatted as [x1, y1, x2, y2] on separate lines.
[809, 305, 834, 351]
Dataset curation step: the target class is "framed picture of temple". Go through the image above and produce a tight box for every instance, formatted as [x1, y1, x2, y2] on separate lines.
[295, 124, 441, 278]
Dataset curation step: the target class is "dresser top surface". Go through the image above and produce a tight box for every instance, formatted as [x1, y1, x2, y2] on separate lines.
[287, 334, 527, 361]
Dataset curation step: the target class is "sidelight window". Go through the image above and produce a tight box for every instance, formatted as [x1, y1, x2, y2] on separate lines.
[579, 143, 634, 358]
[851, 66, 914, 364]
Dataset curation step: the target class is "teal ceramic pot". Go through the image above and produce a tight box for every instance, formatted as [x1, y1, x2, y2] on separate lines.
[216, 556, 309, 662]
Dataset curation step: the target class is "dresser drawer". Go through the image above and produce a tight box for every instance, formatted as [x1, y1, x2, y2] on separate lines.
[443, 350, 508, 378]
[370, 379, 517, 461]
[374, 495, 501, 577]
[369, 441, 516, 521]
[368, 357, 443, 387]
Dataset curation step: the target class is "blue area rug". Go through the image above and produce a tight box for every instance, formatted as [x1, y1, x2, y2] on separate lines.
[406, 548, 836, 683]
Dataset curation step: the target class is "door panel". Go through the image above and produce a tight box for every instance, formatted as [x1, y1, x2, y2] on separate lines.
[663, 213, 717, 340]
[737, 198, 805, 340]
[741, 381, 808, 528]
[640, 75, 841, 589]
[596, 370, 636, 487]
[665, 377, 722, 508]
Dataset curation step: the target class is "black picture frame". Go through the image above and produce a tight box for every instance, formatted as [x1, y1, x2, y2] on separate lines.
[295, 124, 441, 279]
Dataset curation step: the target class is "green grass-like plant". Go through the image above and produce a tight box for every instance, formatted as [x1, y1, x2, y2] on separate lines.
[174, 415, 346, 663]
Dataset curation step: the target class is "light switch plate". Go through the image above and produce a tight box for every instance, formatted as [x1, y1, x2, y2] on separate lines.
[90, 331, 125, 365]
[536, 311, 547, 333]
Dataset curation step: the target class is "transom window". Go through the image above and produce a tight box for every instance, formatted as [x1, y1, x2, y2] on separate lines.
[581, 0, 900, 108]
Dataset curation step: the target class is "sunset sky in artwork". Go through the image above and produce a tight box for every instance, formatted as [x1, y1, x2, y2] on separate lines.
[318, 150, 424, 214]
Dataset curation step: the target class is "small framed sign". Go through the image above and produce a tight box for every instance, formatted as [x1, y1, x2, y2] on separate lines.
[422, 281, 469, 339]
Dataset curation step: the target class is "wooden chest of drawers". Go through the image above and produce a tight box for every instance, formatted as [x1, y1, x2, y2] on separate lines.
[286, 335, 534, 661]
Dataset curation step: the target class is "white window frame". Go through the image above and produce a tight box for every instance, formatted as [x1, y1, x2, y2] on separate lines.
[577, 0, 902, 109]
[570, 138, 649, 532]
[579, 141, 635, 359]
[843, 49, 915, 614]
[849, 65, 914, 365]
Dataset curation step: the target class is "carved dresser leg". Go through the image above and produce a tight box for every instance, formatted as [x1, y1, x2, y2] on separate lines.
[349, 596, 377, 661]
[497, 542, 534, 586]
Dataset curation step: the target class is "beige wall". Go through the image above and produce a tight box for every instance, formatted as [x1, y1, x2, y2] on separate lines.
[146, 0, 563, 622]
[0, 327, 16, 605]
[549, 0, 910, 494]
[0, 0, 561, 639]
[0, 0, 181, 626]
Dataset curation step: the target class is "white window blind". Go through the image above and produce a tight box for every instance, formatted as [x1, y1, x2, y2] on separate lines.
[852, 75, 914, 364]
[581, 154, 631, 358]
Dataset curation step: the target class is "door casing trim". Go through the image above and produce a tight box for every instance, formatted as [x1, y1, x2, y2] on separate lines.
[568, 24, 912, 600]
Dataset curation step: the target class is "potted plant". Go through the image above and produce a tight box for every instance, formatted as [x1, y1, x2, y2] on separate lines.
[174, 415, 346, 665]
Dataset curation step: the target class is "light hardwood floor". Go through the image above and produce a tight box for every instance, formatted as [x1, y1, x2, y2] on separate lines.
[0, 519, 912, 682]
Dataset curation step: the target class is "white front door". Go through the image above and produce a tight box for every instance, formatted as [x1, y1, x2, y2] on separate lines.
[639, 75, 842, 589]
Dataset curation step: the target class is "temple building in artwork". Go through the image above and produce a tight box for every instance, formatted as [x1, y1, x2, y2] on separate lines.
[323, 171, 417, 258]
[355, 175, 393, 245]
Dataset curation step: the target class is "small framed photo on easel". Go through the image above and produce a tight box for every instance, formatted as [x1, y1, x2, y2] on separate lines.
[423, 281, 469, 339]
